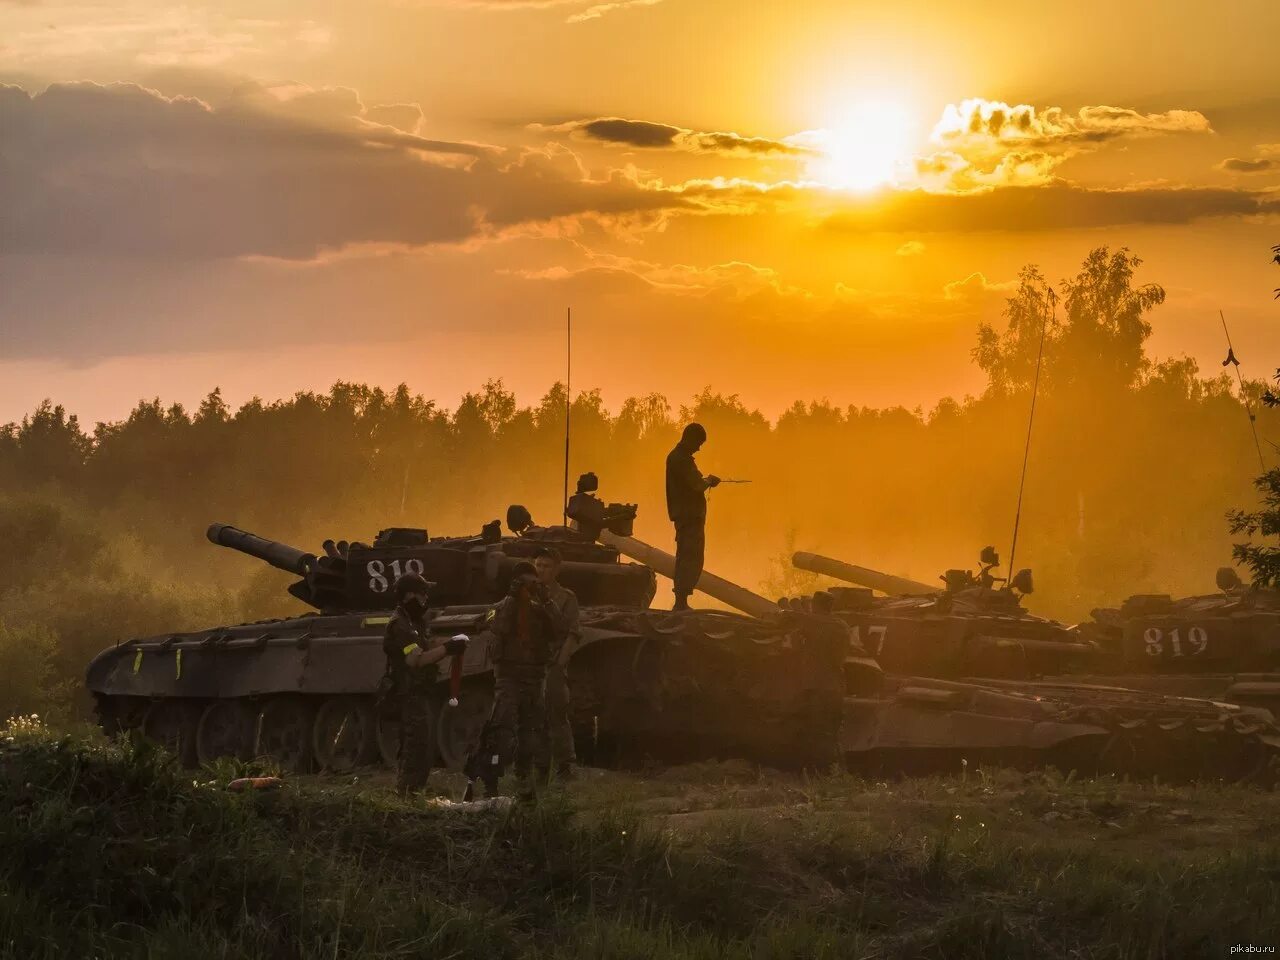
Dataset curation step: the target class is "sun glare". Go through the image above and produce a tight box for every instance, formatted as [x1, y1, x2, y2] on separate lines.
[807, 101, 916, 191]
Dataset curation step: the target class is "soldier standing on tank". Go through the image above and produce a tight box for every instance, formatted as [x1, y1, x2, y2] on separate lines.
[534, 546, 581, 780]
[489, 559, 563, 798]
[383, 572, 466, 796]
[665, 423, 720, 611]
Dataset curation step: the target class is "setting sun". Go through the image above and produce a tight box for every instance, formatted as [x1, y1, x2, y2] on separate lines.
[805, 100, 917, 190]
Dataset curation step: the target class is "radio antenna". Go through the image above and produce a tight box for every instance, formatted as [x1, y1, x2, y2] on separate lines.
[1220, 309, 1266, 472]
[562, 306, 572, 524]
[1007, 286, 1053, 577]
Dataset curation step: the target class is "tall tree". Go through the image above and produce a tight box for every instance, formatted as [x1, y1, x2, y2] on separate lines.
[974, 247, 1165, 395]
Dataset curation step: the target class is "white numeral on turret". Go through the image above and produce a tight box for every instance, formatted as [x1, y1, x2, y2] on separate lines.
[1143, 625, 1210, 657]
[367, 557, 426, 593]
[1188, 626, 1209, 654]
[1144, 627, 1162, 656]
[867, 625, 888, 656]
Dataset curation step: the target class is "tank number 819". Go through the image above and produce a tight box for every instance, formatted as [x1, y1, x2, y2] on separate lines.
[1143, 626, 1209, 657]
[367, 558, 426, 593]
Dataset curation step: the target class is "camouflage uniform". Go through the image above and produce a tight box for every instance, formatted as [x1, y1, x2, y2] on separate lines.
[543, 582, 581, 770]
[488, 584, 563, 784]
[383, 607, 439, 794]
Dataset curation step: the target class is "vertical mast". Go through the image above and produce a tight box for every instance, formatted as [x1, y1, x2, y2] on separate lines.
[562, 306, 572, 524]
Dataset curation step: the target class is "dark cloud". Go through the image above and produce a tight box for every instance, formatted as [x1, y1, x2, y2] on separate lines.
[1219, 156, 1274, 173]
[0, 81, 693, 258]
[551, 116, 805, 156]
[821, 182, 1280, 233]
[579, 117, 681, 147]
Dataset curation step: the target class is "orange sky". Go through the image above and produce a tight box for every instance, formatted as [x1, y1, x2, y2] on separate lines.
[2, 0, 1278, 424]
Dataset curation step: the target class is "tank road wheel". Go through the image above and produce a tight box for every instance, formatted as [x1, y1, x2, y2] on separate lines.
[312, 696, 377, 773]
[197, 700, 255, 765]
[437, 685, 494, 771]
[254, 697, 315, 773]
[142, 699, 199, 767]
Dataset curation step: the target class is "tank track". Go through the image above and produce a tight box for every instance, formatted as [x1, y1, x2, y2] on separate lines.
[978, 679, 1280, 784]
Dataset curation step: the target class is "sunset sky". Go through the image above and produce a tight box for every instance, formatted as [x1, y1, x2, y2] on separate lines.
[3, 0, 1278, 425]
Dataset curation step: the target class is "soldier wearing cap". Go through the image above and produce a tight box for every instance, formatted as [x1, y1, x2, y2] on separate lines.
[487, 559, 563, 797]
[383, 572, 466, 795]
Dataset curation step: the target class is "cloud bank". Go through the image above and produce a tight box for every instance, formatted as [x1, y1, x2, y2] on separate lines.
[0, 81, 693, 258]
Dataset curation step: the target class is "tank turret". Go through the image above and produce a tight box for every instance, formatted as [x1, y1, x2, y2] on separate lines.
[785, 547, 1092, 677]
[206, 516, 655, 614]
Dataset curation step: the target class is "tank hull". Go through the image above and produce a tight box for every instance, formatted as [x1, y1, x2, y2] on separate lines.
[86, 605, 848, 772]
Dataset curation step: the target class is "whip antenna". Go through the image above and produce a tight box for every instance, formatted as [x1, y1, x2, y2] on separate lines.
[1008, 288, 1052, 577]
[1220, 309, 1266, 472]
[562, 306, 572, 524]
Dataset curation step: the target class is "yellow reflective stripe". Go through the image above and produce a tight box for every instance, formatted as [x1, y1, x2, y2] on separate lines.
[175, 649, 183, 680]
[484, 609, 496, 623]
[132, 650, 143, 674]
[363, 616, 392, 627]
[402, 643, 420, 656]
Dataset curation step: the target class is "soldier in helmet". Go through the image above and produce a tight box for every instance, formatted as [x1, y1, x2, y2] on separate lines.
[665, 422, 719, 611]
[488, 559, 563, 797]
[383, 572, 466, 795]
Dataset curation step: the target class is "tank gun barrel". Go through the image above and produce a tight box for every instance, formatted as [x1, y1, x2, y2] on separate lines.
[598, 530, 779, 619]
[207, 523, 316, 576]
[792, 552, 936, 597]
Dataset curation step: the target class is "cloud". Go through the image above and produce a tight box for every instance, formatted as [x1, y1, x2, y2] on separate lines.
[0, 3, 333, 69]
[510, 251, 811, 299]
[822, 182, 1280, 233]
[911, 98, 1213, 194]
[896, 241, 925, 257]
[932, 99, 1212, 148]
[364, 103, 424, 134]
[0, 81, 697, 259]
[539, 116, 806, 156]
[1219, 156, 1274, 173]
[566, 0, 662, 22]
[435, 0, 663, 22]
[943, 272, 1015, 300]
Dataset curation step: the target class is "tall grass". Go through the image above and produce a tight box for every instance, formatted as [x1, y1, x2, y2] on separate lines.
[2, 722, 1277, 958]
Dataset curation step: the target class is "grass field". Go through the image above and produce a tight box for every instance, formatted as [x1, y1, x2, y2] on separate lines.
[2, 718, 1278, 959]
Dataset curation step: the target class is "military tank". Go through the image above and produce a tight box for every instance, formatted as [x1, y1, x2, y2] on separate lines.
[772, 548, 1280, 781]
[85, 479, 845, 774]
[788, 548, 1096, 678]
[1075, 568, 1280, 714]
